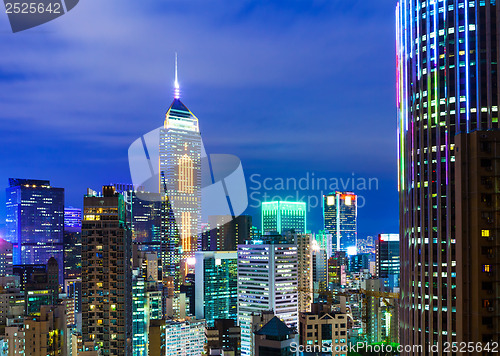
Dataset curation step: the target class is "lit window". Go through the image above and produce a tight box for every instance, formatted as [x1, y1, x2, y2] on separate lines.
[483, 265, 491, 273]
[482, 230, 490, 237]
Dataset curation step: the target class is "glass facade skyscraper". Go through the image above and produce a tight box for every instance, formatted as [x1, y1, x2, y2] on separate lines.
[159, 98, 202, 281]
[261, 201, 306, 234]
[323, 191, 357, 253]
[64, 207, 82, 280]
[6, 179, 64, 284]
[397, 0, 500, 348]
[194, 251, 237, 326]
[376, 234, 400, 290]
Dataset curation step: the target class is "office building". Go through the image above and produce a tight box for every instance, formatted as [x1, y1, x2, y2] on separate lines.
[159, 92, 202, 280]
[6, 179, 64, 284]
[312, 247, 327, 303]
[163, 318, 205, 356]
[82, 186, 132, 356]
[323, 192, 357, 253]
[396, 0, 500, 347]
[237, 239, 298, 356]
[455, 131, 500, 343]
[376, 234, 399, 290]
[253, 316, 297, 356]
[64, 207, 82, 280]
[202, 215, 252, 251]
[24, 304, 67, 356]
[299, 303, 348, 355]
[194, 251, 237, 326]
[327, 252, 348, 288]
[261, 201, 306, 234]
[295, 233, 312, 312]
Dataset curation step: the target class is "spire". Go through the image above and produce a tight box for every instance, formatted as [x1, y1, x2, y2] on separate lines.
[174, 52, 180, 99]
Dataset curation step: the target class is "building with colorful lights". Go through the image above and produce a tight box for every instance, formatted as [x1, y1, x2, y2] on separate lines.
[323, 192, 357, 253]
[397, 0, 500, 348]
[159, 90, 202, 282]
[6, 179, 64, 284]
[376, 234, 399, 290]
[261, 201, 306, 234]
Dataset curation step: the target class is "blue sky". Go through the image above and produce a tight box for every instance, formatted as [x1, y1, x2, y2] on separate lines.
[0, 0, 399, 237]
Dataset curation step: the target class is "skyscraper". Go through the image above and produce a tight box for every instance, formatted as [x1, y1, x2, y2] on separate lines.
[397, 0, 500, 349]
[159, 90, 202, 281]
[194, 251, 238, 326]
[237, 238, 298, 356]
[82, 186, 132, 356]
[376, 234, 400, 290]
[261, 201, 306, 234]
[323, 192, 357, 253]
[6, 179, 64, 283]
[64, 207, 82, 280]
[295, 233, 313, 312]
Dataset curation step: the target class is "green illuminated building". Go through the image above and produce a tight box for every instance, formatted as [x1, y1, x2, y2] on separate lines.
[194, 251, 237, 326]
[261, 201, 306, 234]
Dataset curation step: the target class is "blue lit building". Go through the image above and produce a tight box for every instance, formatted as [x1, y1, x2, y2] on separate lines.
[376, 234, 399, 290]
[64, 207, 82, 280]
[323, 191, 357, 253]
[6, 179, 64, 284]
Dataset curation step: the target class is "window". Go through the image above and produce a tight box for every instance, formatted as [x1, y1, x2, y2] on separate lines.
[482, 230, 490, 237]
[483, 265, 491, 273]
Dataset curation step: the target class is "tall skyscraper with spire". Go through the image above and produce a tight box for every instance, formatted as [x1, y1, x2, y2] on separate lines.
[159, 56, 202, 284]
[397, 0, 500, 350]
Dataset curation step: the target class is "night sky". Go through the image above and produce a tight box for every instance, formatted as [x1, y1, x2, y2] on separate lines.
[0, 0, 399, 238]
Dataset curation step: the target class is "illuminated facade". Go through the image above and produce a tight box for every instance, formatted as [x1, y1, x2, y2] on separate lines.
[261, 201, 306, 234]
[6, 179, 64, 284]
[397, 0, 500, 349]
[323, 192, 357, 253]
[159, 98, 201, 281]
[82, 186, 132, 356]
[194, 251, 238, 326]
[237, 239, 298, 356]
[376, 234, 400, 290]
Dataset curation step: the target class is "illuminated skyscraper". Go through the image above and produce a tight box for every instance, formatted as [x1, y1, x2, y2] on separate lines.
[376, 234, 400, 290]
[82, 186, 132, 356]
[237, 238, 298, 356]
[6, 179, 64, 284]
[261, 201, 306, 234]
[397, 0, 500, 349]
[323, 192, 357, 253]
[64, 207, 82, 280]
[159, 86, 201, 281]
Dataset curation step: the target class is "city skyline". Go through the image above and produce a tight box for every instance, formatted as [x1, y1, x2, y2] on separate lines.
[0, 1, 398, 239]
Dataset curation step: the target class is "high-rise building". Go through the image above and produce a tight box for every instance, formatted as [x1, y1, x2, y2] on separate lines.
[455, 131, 500, 343]
[237, 238, 298, 356]
[6, 179, 64, 284]
[163, 318, 206, 356]
[327, 252, 348, 289]
[82, 186, 132, 356]
[295, 233, 312, 312]
[194, 251, 237, 326]
[0, 239, 13, 276]
[396, 0, 500, 348]
[376, 234, 400, 290]
[323, 192, 357, 253]
[159, 93, 202, 280]
[261, 201, 306, 234]
[202, 215, 252, 251]
[64, 207, 82, 280]
[312, 247, 327, 303]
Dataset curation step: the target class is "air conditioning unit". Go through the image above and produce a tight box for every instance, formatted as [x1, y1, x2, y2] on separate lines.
[488, 307, 495, 312]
